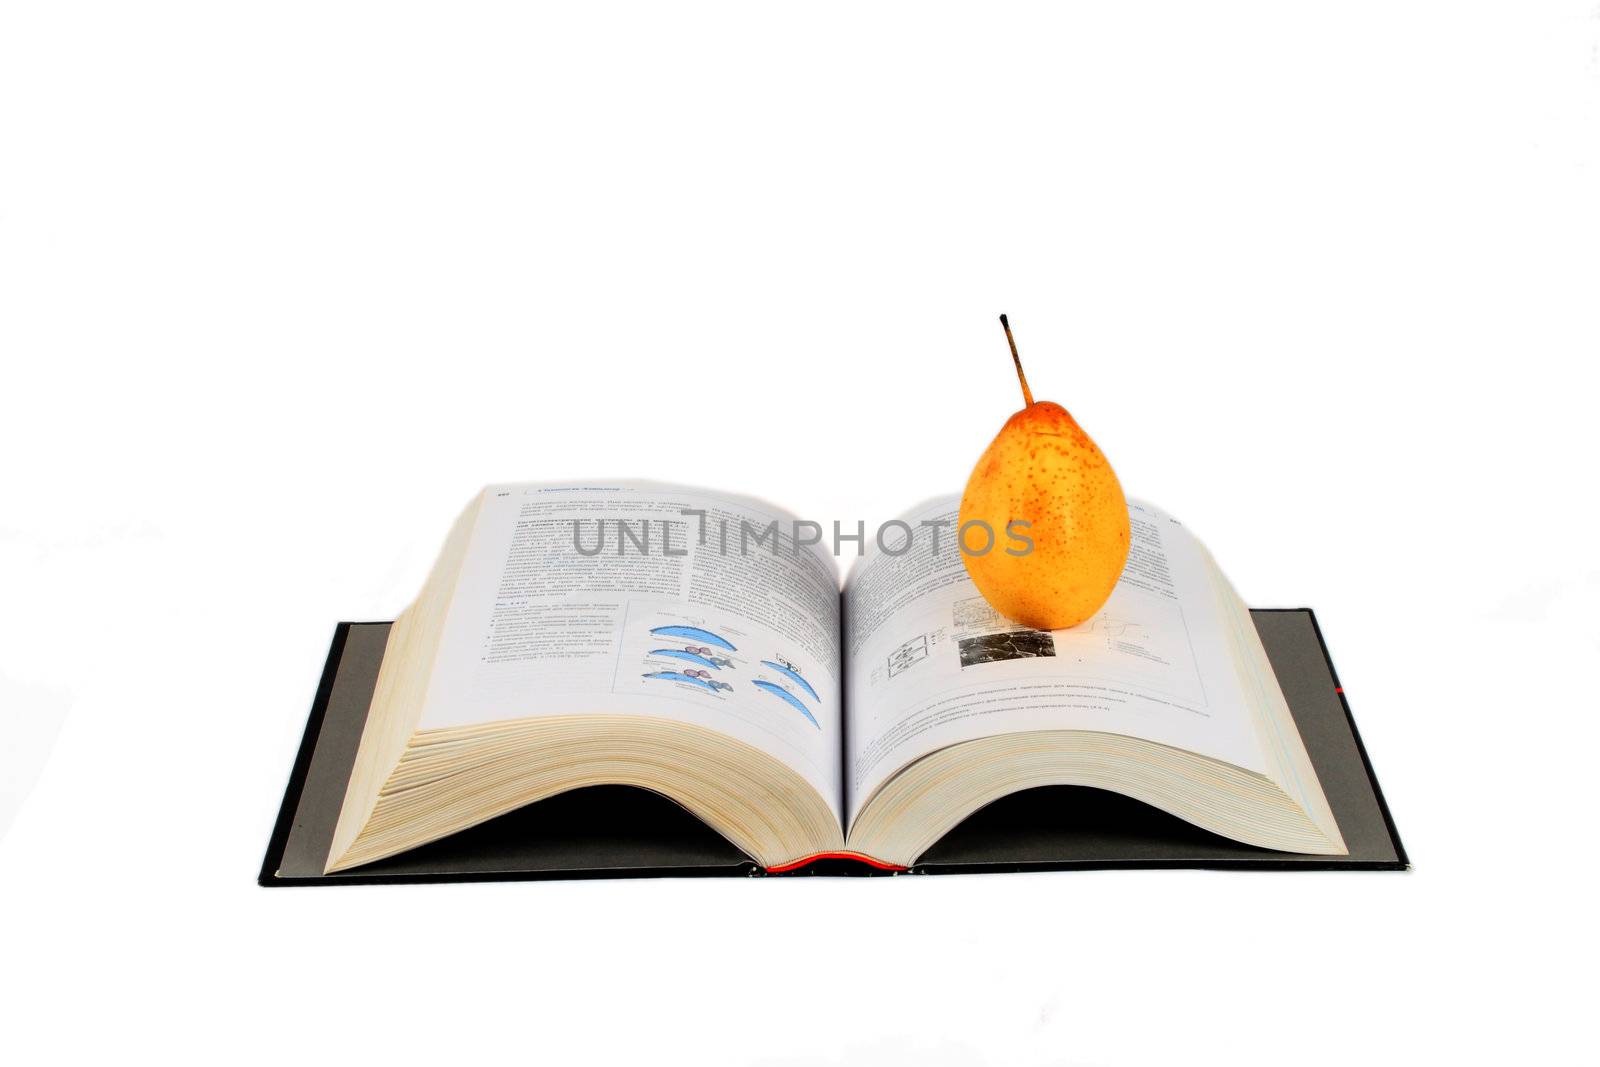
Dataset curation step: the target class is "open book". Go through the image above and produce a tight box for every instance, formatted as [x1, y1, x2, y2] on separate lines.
[326, 483, 1345, 873]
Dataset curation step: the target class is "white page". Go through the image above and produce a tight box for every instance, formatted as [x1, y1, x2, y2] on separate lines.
[842, 496, 1267, 826]
[420, 482, 844, 821]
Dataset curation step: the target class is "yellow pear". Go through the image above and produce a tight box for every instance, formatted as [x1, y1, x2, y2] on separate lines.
[958, 316, 1130, 630]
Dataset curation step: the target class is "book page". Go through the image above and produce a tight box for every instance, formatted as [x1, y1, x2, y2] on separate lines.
[419, 482, 844, 820]
[842, 496, 1268, 825]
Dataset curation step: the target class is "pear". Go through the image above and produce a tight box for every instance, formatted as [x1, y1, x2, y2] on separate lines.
[957, 316, 1130, 630]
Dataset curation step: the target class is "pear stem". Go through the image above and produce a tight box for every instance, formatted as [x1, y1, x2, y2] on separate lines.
[999, 313, 1033, 407]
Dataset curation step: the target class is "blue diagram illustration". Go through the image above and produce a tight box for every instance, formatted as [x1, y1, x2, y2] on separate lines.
[650, 625, 737, 651]
[650, 648, 729, 671]
[753, 679, 820, 728]
[643, 670, 732, 694]
[759, 660, 818, 702]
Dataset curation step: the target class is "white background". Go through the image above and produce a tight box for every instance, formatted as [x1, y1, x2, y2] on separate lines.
[2, 2, 1596, 1063]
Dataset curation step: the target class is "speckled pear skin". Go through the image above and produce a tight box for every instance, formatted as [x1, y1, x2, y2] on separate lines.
[958, 401, 1130, 630]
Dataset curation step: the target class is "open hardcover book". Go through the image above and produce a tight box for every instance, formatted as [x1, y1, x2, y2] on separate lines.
[326, 482, 1346, 873]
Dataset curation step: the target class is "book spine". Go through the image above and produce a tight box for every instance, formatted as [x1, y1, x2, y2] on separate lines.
[764, 851, 908, 874]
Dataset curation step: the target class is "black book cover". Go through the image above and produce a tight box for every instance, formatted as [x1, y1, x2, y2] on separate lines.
[260, 609, 1406, 885]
